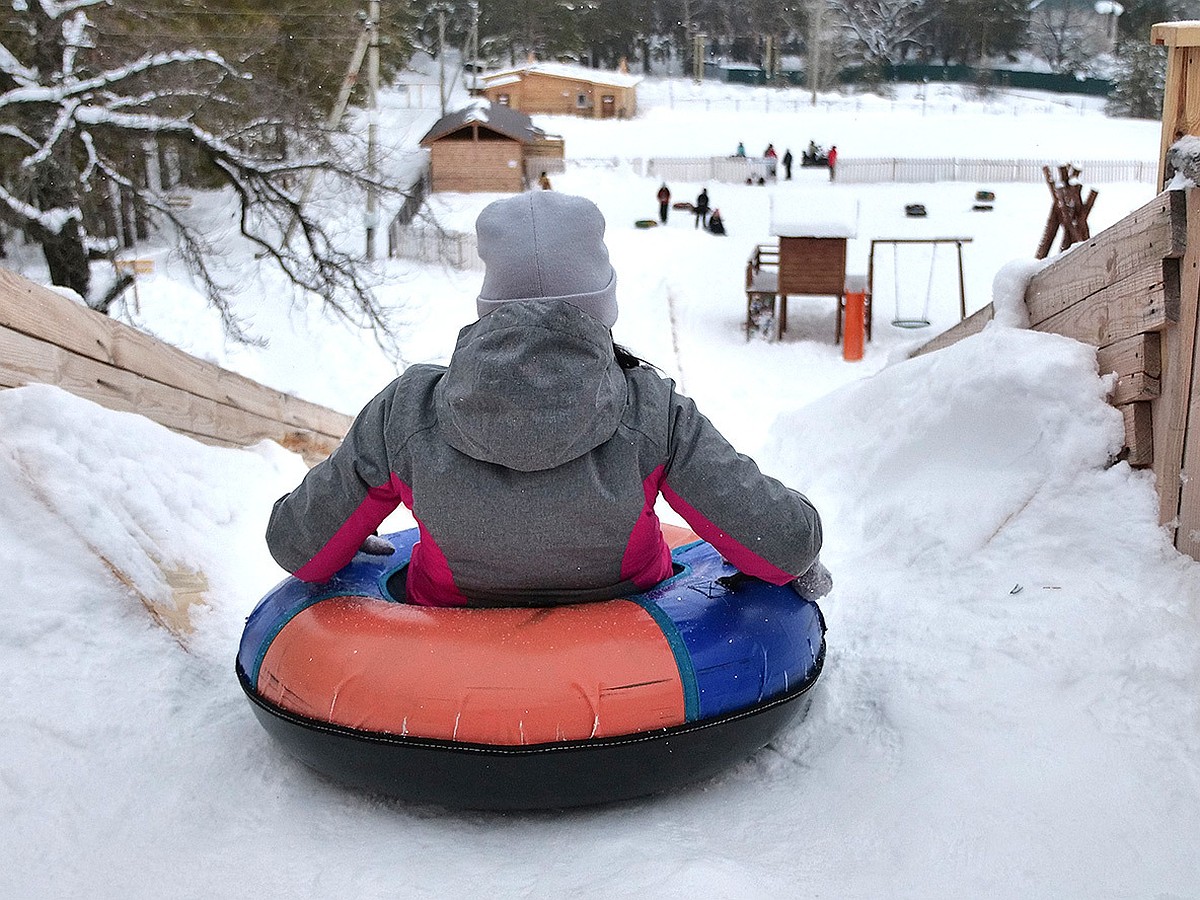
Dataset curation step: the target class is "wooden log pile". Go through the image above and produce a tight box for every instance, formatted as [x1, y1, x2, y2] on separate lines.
[1035, 164, 1098, 259]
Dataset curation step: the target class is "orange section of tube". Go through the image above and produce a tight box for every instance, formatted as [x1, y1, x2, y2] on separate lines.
[258, 597, 686, 746]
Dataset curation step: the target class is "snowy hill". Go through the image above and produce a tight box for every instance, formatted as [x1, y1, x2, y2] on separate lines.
[2, 72, 1198, 898]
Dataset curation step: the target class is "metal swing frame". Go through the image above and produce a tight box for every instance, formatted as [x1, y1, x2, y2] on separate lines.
[867, 237, 973, 331]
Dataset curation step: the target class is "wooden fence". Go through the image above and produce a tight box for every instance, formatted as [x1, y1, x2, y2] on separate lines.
[913, 188, 1200, 559]
[0, 267, 352, 464]
[388, 224, 484, 272]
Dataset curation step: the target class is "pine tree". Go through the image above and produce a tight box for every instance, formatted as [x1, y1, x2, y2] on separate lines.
[1107, 39, 1166, 120]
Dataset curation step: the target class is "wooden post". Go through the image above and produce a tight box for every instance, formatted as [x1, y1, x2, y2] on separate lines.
[1164, 189, 1200, 557]
[1152, 22, 1200, 191]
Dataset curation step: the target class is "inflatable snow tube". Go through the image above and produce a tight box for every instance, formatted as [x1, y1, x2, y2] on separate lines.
[236, 525, 826, 810]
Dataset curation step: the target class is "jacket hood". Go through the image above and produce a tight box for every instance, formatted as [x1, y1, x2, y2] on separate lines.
[434, 300, 627, 472]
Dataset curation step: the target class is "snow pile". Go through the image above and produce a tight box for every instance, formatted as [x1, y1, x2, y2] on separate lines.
[1167, 134, 1200, 189]
[3, 323, 1199, 897]
[770, 192, 859, 238]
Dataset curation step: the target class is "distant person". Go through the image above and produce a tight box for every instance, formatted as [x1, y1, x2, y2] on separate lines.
[764, 143, 778, 177]
[827, 146, 838, 182]
[735, 141, 746, 157]
[656, 183, 671, 224]
[538, 171, 552, 190]
[694, 188, 710, 229]
[756, 176, 766, 186]
[707, 209, 726, 236]
[782, 148, 794, 180]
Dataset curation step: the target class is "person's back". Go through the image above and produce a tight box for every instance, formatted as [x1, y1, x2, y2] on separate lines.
[266, 192, 824, 607]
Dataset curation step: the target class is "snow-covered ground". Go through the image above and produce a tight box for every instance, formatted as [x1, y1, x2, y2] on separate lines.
[3, 70, 1198, 898]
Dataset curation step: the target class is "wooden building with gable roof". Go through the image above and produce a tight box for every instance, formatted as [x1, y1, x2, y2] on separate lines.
[477, 62, 640, 119]
[419, 102, 564, 193]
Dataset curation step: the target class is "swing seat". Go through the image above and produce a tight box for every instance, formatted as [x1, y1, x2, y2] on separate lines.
[867, 238, 971, 335]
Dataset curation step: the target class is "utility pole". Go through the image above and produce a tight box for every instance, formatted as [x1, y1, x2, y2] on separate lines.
[438, 7, 448, 116]
[465, 4, 480, 94]
[808, 0, 824, 106]
[365, 0, 380, 260]
[281, 20, 371, 248]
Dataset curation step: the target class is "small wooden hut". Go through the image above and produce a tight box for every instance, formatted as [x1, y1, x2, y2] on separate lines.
[419, 103, 564, 194]
[477, 62, 640, 119]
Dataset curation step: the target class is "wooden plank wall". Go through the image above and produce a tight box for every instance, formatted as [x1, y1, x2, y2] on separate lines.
[1161, 190, 1200, 556]
[778, 237, 847, 295]
[430, 139, 524, 193]
[0, 267, 352, 465]
[485, 74, 636, 119]
[911, 188, 1200, 559]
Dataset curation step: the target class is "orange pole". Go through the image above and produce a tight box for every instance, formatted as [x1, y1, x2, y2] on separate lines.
[843, 291, 865, 361]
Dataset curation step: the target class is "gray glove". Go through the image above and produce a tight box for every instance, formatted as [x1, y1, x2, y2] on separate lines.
[791, 558, 833, 601]
[359, 534, 395, 556]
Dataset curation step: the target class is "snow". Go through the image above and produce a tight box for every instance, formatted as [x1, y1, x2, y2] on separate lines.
[770, 193, 859, 238]
[3, 70, 1199, 898]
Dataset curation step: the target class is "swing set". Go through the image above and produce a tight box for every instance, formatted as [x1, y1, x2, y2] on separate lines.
[867, 238, 972, 331]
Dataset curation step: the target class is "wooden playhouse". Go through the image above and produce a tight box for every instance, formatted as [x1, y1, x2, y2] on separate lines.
[745, 195, 861, 341]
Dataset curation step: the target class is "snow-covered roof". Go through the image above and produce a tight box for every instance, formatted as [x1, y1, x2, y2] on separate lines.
[770, 194, 859, 239]
[482, 62, 642, 90]
[483, 73, 522, 89]
[419, 102, 558, 146]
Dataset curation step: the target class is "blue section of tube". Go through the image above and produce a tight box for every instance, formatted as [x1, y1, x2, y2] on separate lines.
[639, 540, 825, 721]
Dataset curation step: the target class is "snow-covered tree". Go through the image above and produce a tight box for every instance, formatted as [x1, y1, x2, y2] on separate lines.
[837, 0, 928, 75]
[1107, 38, 1166, 119]
[918, 0, 1027, 65]
[1027, 0, 1112, 74]
[0, 0, 398, 340]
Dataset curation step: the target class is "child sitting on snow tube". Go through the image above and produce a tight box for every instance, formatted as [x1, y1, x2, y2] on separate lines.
[265, 191, 830, 608]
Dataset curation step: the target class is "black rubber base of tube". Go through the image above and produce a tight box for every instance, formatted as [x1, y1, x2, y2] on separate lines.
[236, 650, 823, 811]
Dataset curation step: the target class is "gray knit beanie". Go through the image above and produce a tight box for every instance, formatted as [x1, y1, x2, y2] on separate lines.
[475, 191, 618, 328]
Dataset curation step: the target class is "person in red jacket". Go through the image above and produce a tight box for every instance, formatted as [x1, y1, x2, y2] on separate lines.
[827, 145, 838, 181]
[656, 183, 671, 224]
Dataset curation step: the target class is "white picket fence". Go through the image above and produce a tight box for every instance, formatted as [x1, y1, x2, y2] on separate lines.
[387, 224, 483, 272]
[646, 155, 1156, 184]
[836, 157, 1156, 184]
[646, 156, 777, 183]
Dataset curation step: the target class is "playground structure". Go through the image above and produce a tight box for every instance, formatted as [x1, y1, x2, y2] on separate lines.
[913, 21, 1200, 560]
[744, 198, 859, 342]
[746, 197, 970, 344]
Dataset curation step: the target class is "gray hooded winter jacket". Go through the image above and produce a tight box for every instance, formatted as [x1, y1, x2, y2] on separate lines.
[266, 300, 822, 607]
